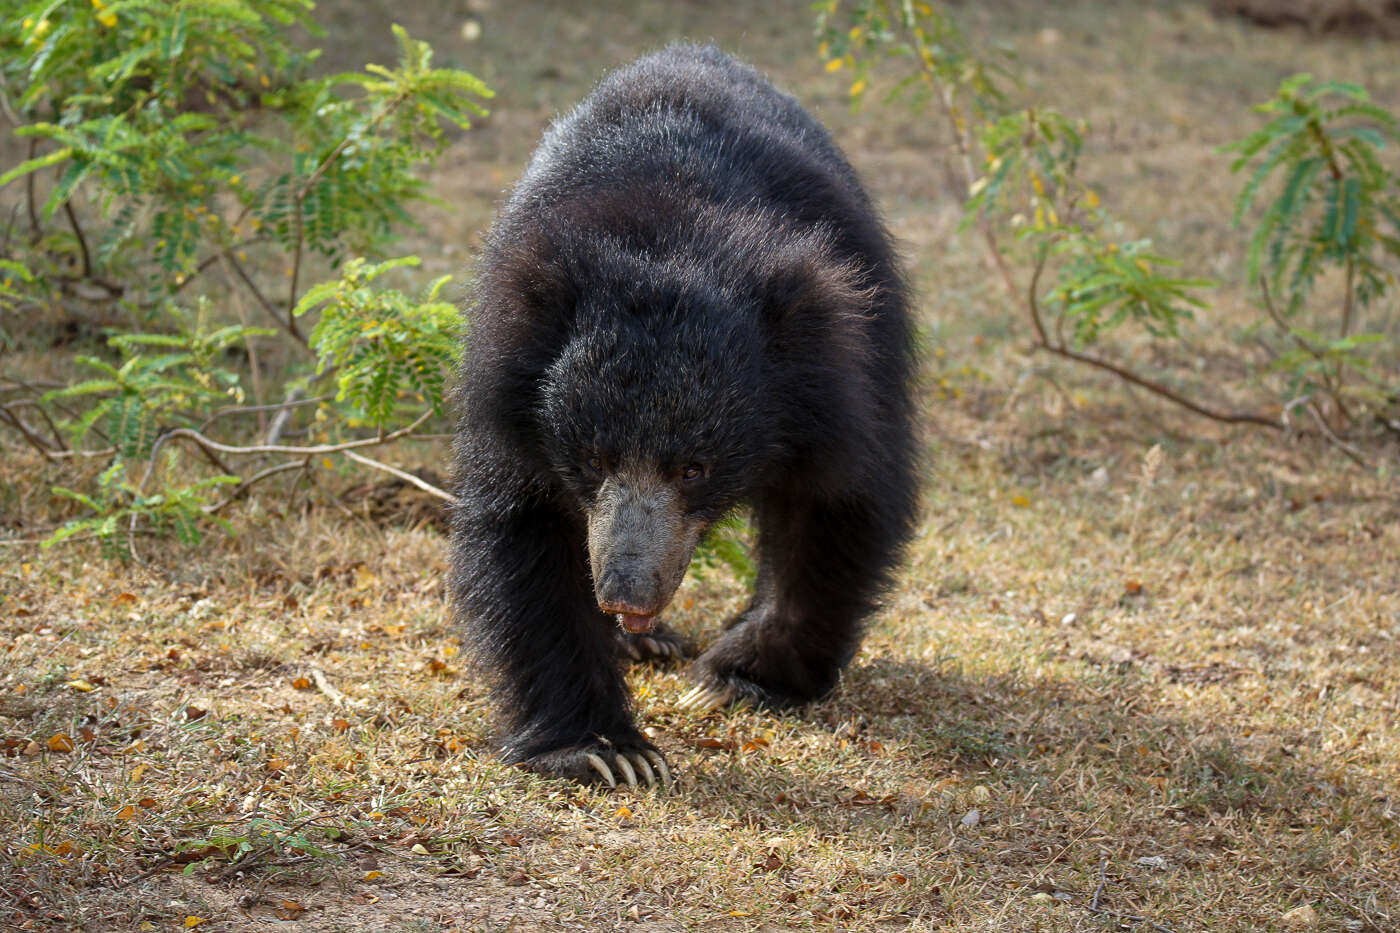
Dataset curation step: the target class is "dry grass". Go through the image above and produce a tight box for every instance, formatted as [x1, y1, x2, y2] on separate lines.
[3, 1, 1399, 930]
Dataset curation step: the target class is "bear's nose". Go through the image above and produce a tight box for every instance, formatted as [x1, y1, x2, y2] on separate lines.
[595, 566, 662, 616]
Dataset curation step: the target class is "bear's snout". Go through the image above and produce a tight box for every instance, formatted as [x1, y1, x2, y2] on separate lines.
[586, 467, 706, 632]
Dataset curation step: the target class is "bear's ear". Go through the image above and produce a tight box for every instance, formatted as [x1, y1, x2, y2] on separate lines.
[479, 224, 578, 326]
[758, 239, 877, 364]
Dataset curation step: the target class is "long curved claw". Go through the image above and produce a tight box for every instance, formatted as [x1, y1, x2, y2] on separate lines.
[640, 637, 660, 657]
[625, 641, 642, 661]
[677, 681, 733, 712]
[644, 750, 671, 787]
[583, 752, 617, 788]
[630, 752, 656, 787]
[614, 754, 638, 787]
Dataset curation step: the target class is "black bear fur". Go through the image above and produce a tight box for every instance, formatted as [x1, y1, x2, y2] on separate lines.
[450, 44, 918, 784]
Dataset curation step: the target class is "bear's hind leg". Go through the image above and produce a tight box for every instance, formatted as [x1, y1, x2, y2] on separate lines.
[683, 487, 912, 711]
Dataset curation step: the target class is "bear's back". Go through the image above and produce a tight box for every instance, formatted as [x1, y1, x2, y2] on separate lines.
[511, 44, 873, 240]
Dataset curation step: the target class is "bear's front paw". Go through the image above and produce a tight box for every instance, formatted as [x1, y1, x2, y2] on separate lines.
[516, 740, 670, 789]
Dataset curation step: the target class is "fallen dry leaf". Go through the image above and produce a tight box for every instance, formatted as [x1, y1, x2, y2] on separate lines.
[1282, 904, 1318, 927]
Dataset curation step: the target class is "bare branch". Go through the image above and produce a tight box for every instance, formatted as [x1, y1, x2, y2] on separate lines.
[204, 458, 310, 515]
[25, 138, 40, 243]
[1260, 276, 1352, 426]
[1034, 342, 1281, 428]
[0, 397, 66, 450]
[0, 402, 59, 456]
[139, 428, 237, 498]
[1, 377, 66, 392]
[170, 238, 266, 297]
[264, 386, 305, 446]
[1305, 399, 1372, 468]
[62, 199, 92, 280]
[1341, 255, 1356, 339]
[342, 449, 457, 503]
[199, 393, 332, 433]
[227, 251, 308, 348]
[1081, 857, 1176, 933]
[160, 407, 434, 458]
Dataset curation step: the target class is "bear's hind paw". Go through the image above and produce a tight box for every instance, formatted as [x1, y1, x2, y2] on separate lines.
[676, 679, 742, 713]
[618, 626, 689, 665]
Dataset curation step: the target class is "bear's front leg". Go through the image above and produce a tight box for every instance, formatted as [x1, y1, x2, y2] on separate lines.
[450, 475, 669, 788]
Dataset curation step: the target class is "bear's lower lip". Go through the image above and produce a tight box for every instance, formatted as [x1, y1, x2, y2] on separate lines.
[618, 613, 658, 634]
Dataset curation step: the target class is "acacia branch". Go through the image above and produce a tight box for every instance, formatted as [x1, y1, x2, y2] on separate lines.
[287, 91, 411, 314]
[1022, 255, 1278, 428]
[930, 82, 1024, 302]
[907, 21, 1279, 432]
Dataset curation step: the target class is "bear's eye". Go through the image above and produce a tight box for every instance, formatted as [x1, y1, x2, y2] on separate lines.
[681, 464, 704, 481]
[586, 456, 603, 473]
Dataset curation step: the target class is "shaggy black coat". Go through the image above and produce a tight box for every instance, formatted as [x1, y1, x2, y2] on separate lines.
[450, 44, 918, 782]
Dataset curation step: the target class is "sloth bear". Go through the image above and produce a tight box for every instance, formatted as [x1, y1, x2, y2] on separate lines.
[451, 44, 917, 787]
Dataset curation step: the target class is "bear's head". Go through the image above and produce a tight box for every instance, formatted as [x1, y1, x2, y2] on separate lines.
[539, 286, 775, 634]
